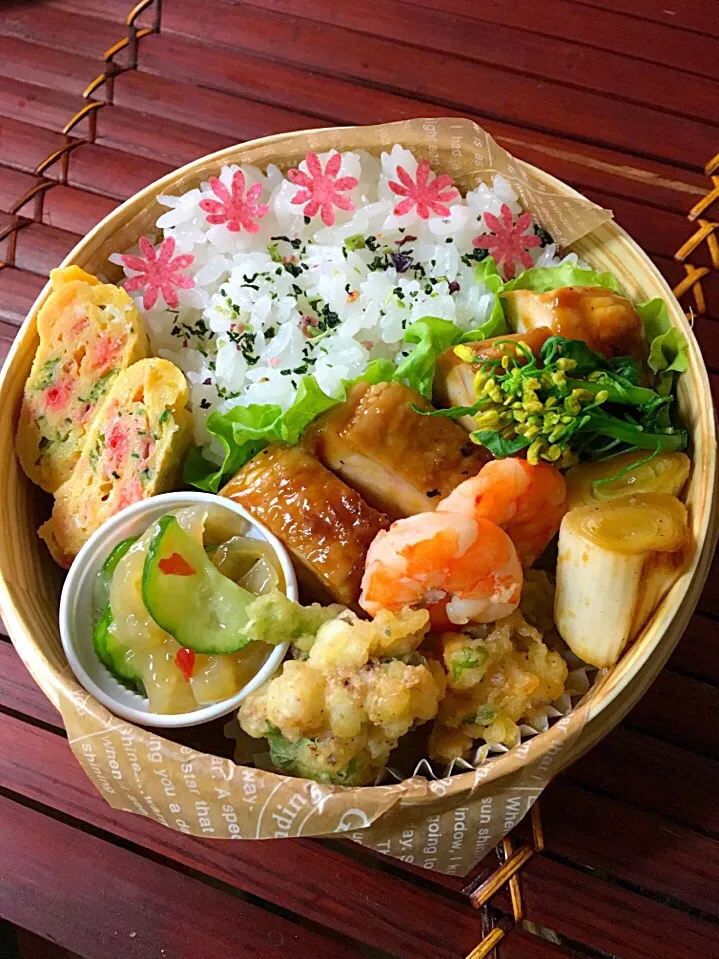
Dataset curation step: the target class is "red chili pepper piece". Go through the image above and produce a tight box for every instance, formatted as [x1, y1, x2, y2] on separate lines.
[175, 647, 196, 683]
[158, 552, 195, 576]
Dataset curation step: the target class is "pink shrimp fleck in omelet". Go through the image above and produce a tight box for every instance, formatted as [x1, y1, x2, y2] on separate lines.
[92, 333, 124, 371]
[38, 358, 191, 567]
[43, 379, 72, 413]
[438, 459, 567, 567]
[105, 416, 131, 469]
[359, 511, 522, 629]
[114, 476, 144, 514]
[15, 266, 149, 493]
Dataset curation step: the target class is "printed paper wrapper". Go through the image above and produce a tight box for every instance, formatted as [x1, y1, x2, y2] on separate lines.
[59, 670, 594, 876]
[85, 117, 613, 286]
[47, 118, 614, 877]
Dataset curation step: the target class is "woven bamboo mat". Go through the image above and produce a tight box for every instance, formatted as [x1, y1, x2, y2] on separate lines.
[0, 3, 718, 958]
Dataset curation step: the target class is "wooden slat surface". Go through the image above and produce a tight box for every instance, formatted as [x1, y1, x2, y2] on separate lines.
[188, 0, 719, 124]
[0, 652, 488, 959]
[543, 779, 719, 917]
[0, 1, 717, 957]
[0, 793, 366, 959]
[154, 1, 719, 168]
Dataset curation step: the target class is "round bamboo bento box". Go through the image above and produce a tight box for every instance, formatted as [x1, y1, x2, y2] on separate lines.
[0, 121, 716, 872]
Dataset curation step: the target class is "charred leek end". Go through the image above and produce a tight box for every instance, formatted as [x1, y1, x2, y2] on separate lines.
[555, 493, 688, 667]
[566, 451, 691, 510]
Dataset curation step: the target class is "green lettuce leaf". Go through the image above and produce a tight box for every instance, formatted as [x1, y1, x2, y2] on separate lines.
[648, 327, 689, 375]
[460, 258, 508, 341]
[184, 375, 341, 492]
[393, 316, 463, 398]
[635, 298, 689, 375]
[501, 262, 624, 295]
[356, 358, 396, 384]
[182, 446, 221, 491]
[280, 376, 339, 444]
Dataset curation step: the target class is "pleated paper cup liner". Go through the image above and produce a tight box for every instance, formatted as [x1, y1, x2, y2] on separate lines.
[228, 657, 595, 783]
[0, 119, 716, 877]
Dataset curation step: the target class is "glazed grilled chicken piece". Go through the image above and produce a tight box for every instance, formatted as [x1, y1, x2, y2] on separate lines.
[434, 328, 552, 432]
[500, 286, 646, 359]
[302, 381, 488, 520]
[221, 444, 389, 611]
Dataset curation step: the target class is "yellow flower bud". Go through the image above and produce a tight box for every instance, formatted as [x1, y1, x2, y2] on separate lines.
[473, 371, 488, 394]
[556, 358, 577, 371]
[545, 445, 562, 462]
[475, 410, 502, 429]
[595, 390, 609, 404]
[527, 440, 545, 465]
[565, 396, 582, 415]
[455, 345, 477, 363]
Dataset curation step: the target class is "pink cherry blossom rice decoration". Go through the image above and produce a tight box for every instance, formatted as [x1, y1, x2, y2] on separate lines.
[121, 236, 195, 311]
[199, 170, 269, 233]
[472, 204, 541, 279]
[288, 152, 358, 227]
[388, 159, 458, 219]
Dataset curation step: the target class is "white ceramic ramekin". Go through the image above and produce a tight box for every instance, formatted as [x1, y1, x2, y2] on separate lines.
[59, 491, 296, 727]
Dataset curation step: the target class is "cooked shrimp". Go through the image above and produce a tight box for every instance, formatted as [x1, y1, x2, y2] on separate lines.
[359, 511, 522, 628]
[438, 459, 567, 567]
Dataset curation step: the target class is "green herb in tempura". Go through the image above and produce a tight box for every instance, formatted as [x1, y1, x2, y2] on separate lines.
[416, 335, 687, 469]
[450, 646, 489, 682]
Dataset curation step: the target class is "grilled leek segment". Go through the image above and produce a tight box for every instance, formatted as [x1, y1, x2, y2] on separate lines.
[566, 451, 690, 510]
[555, 493, 688, 667]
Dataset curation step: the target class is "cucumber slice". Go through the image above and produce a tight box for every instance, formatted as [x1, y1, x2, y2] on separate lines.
[92, 604, 145, 695]
[103, 535, 139, 581]
[142, 515, 256, 654]
[93, 535, 138, 612]
[92, 535, 144, 694]
[92, 605, 113, 672]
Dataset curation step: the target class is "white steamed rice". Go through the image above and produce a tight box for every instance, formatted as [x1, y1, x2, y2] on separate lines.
[111, 145, 577, 464]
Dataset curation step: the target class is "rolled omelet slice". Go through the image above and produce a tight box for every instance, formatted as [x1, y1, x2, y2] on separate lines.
[16, 265, 149, 492]
[39, 358, 192, 567]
